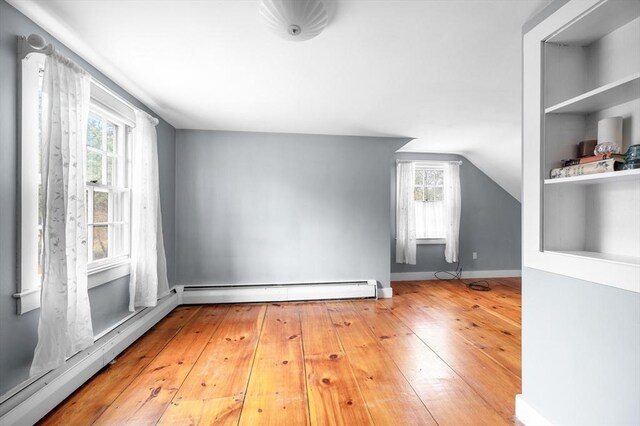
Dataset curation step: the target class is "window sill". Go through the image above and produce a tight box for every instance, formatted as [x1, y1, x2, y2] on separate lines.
[14, 260, 131, 315]
[88, 260, 130, 289]
[417, 238, 446, 245]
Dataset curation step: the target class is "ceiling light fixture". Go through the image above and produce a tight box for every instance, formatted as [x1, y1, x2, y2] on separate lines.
[259, 0, 329, 41]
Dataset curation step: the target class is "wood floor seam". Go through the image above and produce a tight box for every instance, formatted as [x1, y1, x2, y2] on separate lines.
[236, 303, 269, 425]
[85, 306, 203, 426]
[348, 301, 443, 426]
[299, 310, 314, 426]
[321, 301, 376, 426]
[382, 301, 508, 424]
[153, 305, 231, 425]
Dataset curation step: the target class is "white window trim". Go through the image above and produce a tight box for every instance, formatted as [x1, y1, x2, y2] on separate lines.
[16, 51, 136, 314]
[16, 52, 44, 315]
[87, 261, 131, 289]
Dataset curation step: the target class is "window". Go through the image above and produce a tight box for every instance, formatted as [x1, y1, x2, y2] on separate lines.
[17, 47, 135, 314]
[414, 168, 444, 202]
[414, 164, 446, 241]
[86, 109, 131, 269]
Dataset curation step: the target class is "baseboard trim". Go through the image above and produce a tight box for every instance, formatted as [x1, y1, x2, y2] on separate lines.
[0, 292, 179, 426]
[391, 269, 521, 281]
[515, 394, 552, 426]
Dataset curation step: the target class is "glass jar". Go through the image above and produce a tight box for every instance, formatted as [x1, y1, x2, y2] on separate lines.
[622, 144, 640, 170]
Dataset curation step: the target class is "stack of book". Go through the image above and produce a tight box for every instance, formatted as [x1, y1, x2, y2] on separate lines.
[550, 153, 625, 179]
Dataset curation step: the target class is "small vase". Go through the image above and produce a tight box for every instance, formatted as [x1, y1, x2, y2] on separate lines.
[622, 144, 640, 170]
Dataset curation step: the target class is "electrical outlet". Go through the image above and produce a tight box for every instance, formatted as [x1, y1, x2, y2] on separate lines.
[472, 251, 478, 260]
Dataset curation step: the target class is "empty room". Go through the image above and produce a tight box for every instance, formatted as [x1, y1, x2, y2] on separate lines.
[1, 0, 639, 425]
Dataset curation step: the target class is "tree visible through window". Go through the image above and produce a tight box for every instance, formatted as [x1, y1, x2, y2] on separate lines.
[414, 168, 444, 202]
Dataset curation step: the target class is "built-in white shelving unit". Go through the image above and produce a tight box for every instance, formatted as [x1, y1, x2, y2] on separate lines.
[545, 73, 640, 114]
[523, 0, 640, 293]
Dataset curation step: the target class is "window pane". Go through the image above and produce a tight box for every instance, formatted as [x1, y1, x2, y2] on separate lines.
[426, 187, 435, 201]
[87, 151, 103, 184]
[88, 114, 102, 149]
[93, 190, 108, 223]
[93, 225, 108, 260]
[426, 170, 437, 186]
[435, 170, 444, 185]
[107, 156, 114, 186]
[107, 121, 116, 153]
[414, 187, 424, 201]
[415, 170, 424, 186]
[434, 187, 444, 201]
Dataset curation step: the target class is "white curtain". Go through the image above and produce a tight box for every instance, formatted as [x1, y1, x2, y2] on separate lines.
[444, 162, 461, 263]
[31, 53, 93, 376]
[395, 161, 416, 264]
[415, 201, 445, 239]
[129, 110, 169, 312]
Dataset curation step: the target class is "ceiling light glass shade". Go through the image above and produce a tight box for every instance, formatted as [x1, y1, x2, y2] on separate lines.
[259, 0, 329, 41]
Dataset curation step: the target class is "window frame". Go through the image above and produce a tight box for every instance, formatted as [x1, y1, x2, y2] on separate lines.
[16, 52, 45, 314]
[414, 167, 445, 203]
[85, 104, 132, 273]
[16, 50, 135, 314]
[415, 163, 446, 243]
[395, 161, 447, 245]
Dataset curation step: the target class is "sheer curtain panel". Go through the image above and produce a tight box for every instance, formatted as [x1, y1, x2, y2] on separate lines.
[129, 110, 169, 311]
[444, 162, 461, 263]
[31, 53, 94, 376]
[396, 161, 417, 264]
[415, 201, 445, 239]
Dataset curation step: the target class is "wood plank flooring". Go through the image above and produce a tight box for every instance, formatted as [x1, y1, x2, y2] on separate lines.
[40, 278, 521, 425]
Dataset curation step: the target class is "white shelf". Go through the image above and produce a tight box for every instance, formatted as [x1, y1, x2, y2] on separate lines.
[545, 250, 640, 267]
[544, 168, 640, 185]
[545, 73, 640, 114]
[546, 0, 640, 46]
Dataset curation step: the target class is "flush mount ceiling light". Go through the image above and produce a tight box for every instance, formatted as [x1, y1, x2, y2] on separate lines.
[259, 0, 329, 41]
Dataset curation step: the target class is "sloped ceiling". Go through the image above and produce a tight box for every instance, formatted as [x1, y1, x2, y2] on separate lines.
[8, 0, 551, 200]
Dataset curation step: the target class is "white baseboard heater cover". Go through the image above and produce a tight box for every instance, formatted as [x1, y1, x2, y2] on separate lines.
[0, 292, 179, 426]
[180, 280, 377, 304]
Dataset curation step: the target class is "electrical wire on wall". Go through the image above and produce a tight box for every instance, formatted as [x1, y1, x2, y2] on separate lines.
[434, 258, 490, 291]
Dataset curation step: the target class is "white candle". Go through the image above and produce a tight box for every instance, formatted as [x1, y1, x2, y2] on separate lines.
[597, 117, 623, 145]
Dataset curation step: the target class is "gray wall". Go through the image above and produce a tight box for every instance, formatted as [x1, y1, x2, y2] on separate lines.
[0, 0, 176, 395]
[176, 130, 408, 289]
[522, 267, 640, 424]
[391, 153, 521, 274]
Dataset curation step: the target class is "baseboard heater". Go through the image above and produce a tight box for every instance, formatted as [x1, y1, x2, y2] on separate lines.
[0, 291, 179, 426]
[180, 280, 378, 304]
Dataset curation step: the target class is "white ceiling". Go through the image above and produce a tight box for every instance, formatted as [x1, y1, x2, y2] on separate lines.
[9, 0, 551, 200]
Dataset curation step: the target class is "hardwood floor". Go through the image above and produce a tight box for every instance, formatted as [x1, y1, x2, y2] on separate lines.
[40, 278, 521, 425]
